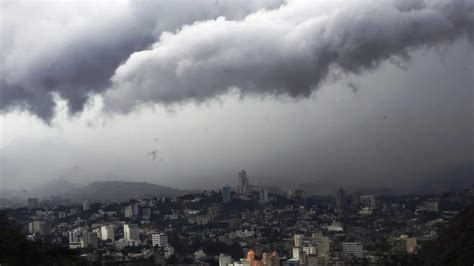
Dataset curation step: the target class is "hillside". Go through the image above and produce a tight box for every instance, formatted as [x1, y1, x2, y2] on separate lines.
[59, 181, 189, 203]
[415, 204, 474, 265]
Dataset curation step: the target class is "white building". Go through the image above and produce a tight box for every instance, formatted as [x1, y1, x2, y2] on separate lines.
[124, 224, 140, 241]
[152, 233, 169, 247]
[100, 225, 115, 241]
[342, 242, 363, 259]
[219, 253, 232, 266]
[360, 195, 376, 209]
[302, 246, 317, 255]
[293, 234, 304, 248]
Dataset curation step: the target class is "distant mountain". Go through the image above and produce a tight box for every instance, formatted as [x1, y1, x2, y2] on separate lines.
[29, 179, 81, 198]
[295, 181, 396, 196]
[58, 181, 189, 203]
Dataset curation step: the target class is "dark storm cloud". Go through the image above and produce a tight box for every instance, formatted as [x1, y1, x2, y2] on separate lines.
[0, 0, 282, 120]
[1, 0, 473, 119]
[105, 0, 474, 112]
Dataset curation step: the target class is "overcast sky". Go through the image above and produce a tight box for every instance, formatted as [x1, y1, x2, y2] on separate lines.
[1, 0, 473, 191]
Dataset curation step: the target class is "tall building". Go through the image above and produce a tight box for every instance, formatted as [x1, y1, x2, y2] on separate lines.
[82, 200, 90, 211]
[222, 185, 232, 203]
[143, 208, 151, 219]
[351, 191, 361, 208]
[237, 170, 250, 195]
[124, 224, 140, 241]
[152, 233, 169, 247]
[259, 189, 269, 202]
[100, 225, 115, 241]
[314, 236, 330, 257]
[28, 220, 51, 235]
[81, 232, 99, 249]
[335, 188, 346, 210]
[293, 234, 303, 248]
[125, 205, 134, 218]
[360, 195, 376, 209]
[342, 242, 363, 259]
[132, 203, 139, 216]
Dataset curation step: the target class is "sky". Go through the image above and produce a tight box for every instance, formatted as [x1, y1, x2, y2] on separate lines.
[0, 0, 473, 191]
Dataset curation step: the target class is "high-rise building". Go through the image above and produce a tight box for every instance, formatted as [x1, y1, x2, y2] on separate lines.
[237, 170, 250, 195]
[132, 203, 139, 216]
[124, 224, 140, 241]
[222, 185, 232, 203]
[259, 189, 269, 202]
[82, 200, 90, 211]
[143, 208, 151, 219]
[351, 192, 361, 208]
[125, 205, 134, 218]
[292, 247, 301, 260]
[81, 232, 99, 249]
[28, 220, 51, 235]
[100, 225, 115, 241]
[360, 195, 376, 209]
[335, 188, 346, 210]
[342, 242, 363, 259]
[152, 233, 169, 247]
[293, 234, 303, 248]
[315, 236, 330, 257]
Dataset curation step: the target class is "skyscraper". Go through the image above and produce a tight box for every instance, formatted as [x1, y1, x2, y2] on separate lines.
[100, 225, 115, 241]
[260, 189, 269, 202]
[222, 185, 231, 203]
[335, 188, 346, 210]
[82, 200, 90, 211]
[124, 224, 140, 241]
[237, 169, 250, 195]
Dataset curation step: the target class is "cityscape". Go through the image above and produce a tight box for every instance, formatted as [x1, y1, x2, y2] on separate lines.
[1, 0, 473, 265]
[1, 170, 473, 265]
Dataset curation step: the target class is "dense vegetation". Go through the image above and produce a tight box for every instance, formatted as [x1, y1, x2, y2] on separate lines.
[0, 212, 86, 266]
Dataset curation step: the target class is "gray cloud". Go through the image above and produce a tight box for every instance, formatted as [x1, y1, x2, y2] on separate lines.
[105, 0, 474, 112]
[0, 0, 281, 120]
